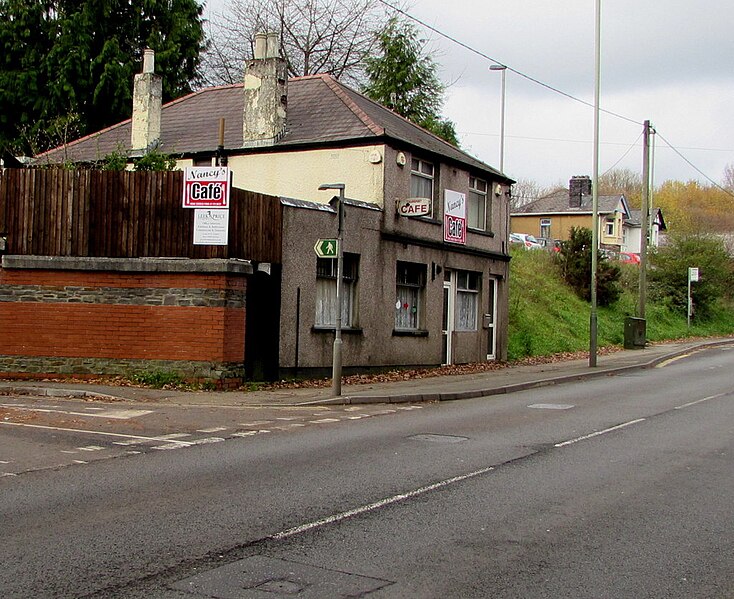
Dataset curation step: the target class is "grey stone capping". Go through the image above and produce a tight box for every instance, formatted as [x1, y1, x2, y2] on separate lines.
[1, 256, 253, 275]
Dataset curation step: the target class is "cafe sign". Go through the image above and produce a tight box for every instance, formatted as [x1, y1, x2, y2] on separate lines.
[396, 197, 431, 218]
[182, 166, 230, 208]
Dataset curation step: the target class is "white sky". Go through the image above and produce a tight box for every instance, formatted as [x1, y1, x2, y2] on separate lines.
[204, 0, 734, 190]
[411, 0, 734, 189]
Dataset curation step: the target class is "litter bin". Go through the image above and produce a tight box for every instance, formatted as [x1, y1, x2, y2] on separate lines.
[624, 317, 646, 349]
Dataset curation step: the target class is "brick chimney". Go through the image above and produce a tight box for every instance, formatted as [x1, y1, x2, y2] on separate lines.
[243, 32, 287, 147]
[569, 175, 592, 208]
[131, 48, 162, 153]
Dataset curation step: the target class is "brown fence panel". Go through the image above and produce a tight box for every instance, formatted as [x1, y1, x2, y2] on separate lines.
[0, 168, 283, 262]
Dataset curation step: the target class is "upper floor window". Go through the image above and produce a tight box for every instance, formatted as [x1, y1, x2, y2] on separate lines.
[411, 158, 434, 217]
[468, 176, 488, 230]
[315, 253, 359, 328]
[605, 218, 615, 237]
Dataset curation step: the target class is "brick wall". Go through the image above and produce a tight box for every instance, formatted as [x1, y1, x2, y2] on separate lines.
[0, 259, 250, 383]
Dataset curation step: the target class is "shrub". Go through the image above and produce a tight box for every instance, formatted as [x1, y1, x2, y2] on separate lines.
[556, 227, 622, 306]
[648, 234, 733, 319]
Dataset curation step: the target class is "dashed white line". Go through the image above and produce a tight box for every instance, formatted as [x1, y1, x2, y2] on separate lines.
[78, 446, 105, 452]
[0, 421, 194, 446]
[554, 419, 646, 448]
[196, 427, 228, 433]
[675, 392, 727, 410]
[272, 465, 496, 541]
[0, 460, 10, 464]
[239, 421, 273, 427]
[309, 418, 341, 424]
[2, 472, 18, 477]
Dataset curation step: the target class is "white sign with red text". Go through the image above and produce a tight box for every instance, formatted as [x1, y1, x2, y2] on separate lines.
[443, 189, 466, 244]
[183, 166, 230, 208]
[396, 197, 431, 218]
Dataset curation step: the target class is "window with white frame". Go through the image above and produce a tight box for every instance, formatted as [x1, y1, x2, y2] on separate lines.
[605, 218, 615, 236]
[540, 218, 551, 239]
[455, 270, 481, 331]
[315, 253, 359, 328]
[468, 176, 488, 230]
[411, 158, 434, 217]
[395, 261, 426, 330]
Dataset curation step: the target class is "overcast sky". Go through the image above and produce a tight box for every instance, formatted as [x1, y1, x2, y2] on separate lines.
[408, 0, 734, 190]
[205, 0, 733, 192]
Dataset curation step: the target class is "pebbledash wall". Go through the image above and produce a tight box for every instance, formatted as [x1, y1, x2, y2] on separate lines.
[0, 256, 252, 386]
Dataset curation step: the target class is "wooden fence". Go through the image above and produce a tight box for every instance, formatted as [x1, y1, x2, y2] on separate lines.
[0, 169, 282, 263]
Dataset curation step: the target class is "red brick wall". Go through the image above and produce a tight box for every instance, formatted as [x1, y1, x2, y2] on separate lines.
[0, 269, 247, 374]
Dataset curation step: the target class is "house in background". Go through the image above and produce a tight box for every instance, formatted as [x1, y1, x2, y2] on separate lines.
[511, 176, 631, 252]
[10, 35, 513, 382]
[622, 208, 666, 254]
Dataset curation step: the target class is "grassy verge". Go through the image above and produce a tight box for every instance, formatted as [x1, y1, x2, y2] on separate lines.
[507, 249, 734, 360]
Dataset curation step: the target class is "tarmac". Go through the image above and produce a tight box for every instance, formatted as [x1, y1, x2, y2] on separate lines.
[2, 337, 733, 407]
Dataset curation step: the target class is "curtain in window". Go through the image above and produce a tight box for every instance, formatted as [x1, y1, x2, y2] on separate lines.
[456, 290, 478, 331]
[395, 286, 419, 329]
[316, 280, 352, 326]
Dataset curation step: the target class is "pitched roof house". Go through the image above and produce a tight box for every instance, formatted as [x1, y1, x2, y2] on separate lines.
[511, 176, 631, 250]
[28, 38, 514, 377]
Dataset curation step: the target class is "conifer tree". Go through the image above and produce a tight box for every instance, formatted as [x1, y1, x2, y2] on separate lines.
[362, 17, 458, 146]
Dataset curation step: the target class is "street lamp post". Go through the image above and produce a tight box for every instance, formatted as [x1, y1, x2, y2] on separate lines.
[489, 65, 507, 173]
[318, 183, 345, 396]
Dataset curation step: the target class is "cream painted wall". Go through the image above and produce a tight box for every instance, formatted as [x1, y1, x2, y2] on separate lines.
[217, 145, 387, 206]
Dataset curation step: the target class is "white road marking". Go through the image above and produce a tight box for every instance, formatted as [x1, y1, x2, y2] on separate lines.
[239, 421, 273, 427]
[396, 406, 424, 411]
[0, 404, 152, 420]
[78, 446, 105, 452]
[554, 419, 646, 448]
[72, 460, 88, 464]
[271, 465, 496, 541]
[189, 437, 225, 445]
[196, 427, 228, 433]
[0, 421, 194, 446]
[528, 403, 575, 410]
[232, 430, 271, 438]
[675, 392, 728, 409]
[2, 472, 18, 477]
[309, 418, 341, 424]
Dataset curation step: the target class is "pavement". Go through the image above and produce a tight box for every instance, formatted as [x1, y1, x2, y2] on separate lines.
[2, 337, 733, 407]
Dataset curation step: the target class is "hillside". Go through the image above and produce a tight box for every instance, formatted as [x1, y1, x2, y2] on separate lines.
[507, 249, 734, 360]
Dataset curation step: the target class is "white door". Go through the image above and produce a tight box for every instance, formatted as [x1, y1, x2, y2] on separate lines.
[486, 277, 497, 360]
[442, 279, 454, 365]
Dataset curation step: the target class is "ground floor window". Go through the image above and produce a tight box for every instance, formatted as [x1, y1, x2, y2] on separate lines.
[315, 253, 359, 327]
[395, 261, 426, 330]
[455, 270, 481, 331]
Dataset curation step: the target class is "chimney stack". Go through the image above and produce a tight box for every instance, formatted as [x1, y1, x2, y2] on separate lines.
[131, 48, 162, 153]
[569, 175, 592, 208]
[243, 32, 287, 147]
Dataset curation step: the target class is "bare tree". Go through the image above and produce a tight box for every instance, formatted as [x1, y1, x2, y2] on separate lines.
[598, 168, 642, 200]
[723, 163, 734, 191]
[202, 0, 398, 87]
[510, 178, 557, 209]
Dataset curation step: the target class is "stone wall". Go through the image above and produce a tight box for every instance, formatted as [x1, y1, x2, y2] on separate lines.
[0, 257, 252, 385]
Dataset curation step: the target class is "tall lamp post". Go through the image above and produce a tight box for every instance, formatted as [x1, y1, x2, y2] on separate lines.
[489, 65, 507, 173]
[318, 183, 345, 396]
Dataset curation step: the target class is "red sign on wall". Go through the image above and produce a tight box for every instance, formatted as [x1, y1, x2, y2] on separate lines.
[182, 167, 230, 208]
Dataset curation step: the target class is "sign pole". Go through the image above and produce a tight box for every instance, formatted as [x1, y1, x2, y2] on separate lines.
[319, 183, 346, 397]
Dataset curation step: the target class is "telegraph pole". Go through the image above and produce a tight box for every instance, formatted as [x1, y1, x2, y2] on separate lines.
[639, 120, 652, 321]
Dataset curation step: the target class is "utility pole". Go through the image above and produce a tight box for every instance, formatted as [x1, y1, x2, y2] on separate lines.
[639, 120, 652, 321]
[589, 0, 601, 367]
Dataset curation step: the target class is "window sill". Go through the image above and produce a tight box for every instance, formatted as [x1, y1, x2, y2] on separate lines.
[311, 326, 363, 335]
[468, 228, 495, 238]
[392, 329, 429, 337]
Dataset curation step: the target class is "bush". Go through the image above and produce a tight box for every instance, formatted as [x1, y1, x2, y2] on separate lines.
[648, 234, 733, 319]
[556, 227, 622, 306]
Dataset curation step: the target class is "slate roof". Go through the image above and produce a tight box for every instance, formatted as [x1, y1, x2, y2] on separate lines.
[37, 74, 507, 181]
[512, 188, 628, 216]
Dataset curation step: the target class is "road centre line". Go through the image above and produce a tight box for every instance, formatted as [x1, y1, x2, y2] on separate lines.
[271, 465, 496, 541]
[0, 421, 195, 446]
[554, 419, 646, 448]
[675, 392, 728, 410]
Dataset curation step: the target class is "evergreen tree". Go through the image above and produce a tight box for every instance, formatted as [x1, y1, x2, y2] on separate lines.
[362, 17, 458, 146]
[0, 0, 206, 155]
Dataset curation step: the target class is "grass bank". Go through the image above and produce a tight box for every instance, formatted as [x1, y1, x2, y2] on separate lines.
[507, 249, 734, 360]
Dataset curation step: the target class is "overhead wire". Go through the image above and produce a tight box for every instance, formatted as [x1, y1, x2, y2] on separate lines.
[375, 0, 727, 187]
